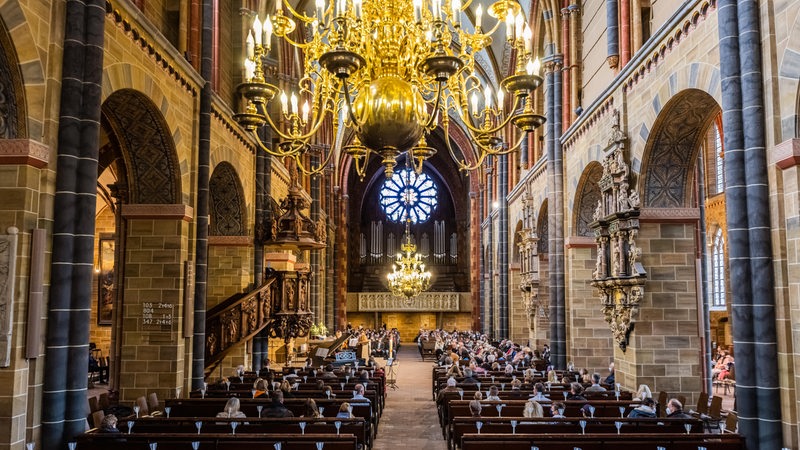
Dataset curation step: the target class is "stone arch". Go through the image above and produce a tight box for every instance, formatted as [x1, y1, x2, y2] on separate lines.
[641, 89, 720, 208]
[778, 12, 800, 140]
[209, 162, 247, 236]
[0, 16, 28, 138]
[537, 200, 548, 254]
[101, 89, 182, 204]
[573, 162, 603, 237]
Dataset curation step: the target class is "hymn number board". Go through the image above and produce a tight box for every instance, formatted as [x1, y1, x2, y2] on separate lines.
[142, 301, 174, 331]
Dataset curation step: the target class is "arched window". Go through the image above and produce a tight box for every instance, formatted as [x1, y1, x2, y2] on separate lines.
[714, 124, 724, 194]
[379, 168, 438, 223]
[711, 228, 726, 308]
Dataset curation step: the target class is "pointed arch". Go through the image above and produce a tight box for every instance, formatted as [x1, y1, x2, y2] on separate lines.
[641, 89, 720, 208]
[0, 16, 27, 138]
[102, 89, 182, 204]
[209, 162, 247, 236]
[573, 162, 604, 237]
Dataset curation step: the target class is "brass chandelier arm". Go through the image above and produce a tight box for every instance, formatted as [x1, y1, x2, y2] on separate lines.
[277, 0, 319, 24]
[248, 130, 297, 157]
[422, 81, 446, 130]
[254, 95, 334, 144]
[341, 79, 365, 133]
[294, 142, 337, 175]
[451, 87, 523, 135]
[442, 116, 489, 171]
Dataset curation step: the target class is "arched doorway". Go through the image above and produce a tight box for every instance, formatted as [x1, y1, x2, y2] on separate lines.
[634, 88, 722, 400]
[93, 89, 185, 400]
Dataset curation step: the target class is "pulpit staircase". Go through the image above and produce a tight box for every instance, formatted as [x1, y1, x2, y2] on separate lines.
[202, 275, 276, 379]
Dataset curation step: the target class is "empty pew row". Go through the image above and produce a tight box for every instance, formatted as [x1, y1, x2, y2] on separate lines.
[459, 432, 745, 450]
[76, 432, 358, 450]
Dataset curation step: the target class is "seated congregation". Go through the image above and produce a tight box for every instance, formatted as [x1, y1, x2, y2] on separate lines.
[428, 329, 743, 450]
[78, 328, 742, 450]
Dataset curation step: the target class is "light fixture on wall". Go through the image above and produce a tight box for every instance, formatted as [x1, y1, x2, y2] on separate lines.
[387, 218, 432, 300]
[234, 0, 546, 178]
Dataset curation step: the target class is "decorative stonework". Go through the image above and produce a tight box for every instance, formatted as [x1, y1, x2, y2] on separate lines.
[643, 91, 718, 208]
[103, 90, 182, 205]
[590, 111, 647, 351]
[575, 164, 603, 237]
[357, 292, 459, 312]
[0, 139, 49, 168]
[209, 162, 246, 236]
[519, 193, 544, 322]
[0, 227, 19, 367]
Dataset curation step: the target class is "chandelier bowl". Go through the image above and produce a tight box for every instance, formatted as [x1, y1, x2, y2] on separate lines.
[353, 75, 427, 155]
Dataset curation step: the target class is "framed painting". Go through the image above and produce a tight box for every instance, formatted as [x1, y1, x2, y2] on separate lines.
[97, 238, 115, 325]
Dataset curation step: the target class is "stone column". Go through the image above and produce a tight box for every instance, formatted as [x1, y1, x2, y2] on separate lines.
[120, 205, 192, 402]
[498, 154, 509, 338]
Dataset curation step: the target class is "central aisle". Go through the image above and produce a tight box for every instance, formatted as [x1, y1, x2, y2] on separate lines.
[372, 346, 447, 450]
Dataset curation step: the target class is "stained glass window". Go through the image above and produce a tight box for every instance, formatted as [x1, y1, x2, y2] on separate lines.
[379, 168, 438, 223]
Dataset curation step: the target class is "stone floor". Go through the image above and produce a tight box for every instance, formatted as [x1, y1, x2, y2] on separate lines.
[372, 346, 447, 450]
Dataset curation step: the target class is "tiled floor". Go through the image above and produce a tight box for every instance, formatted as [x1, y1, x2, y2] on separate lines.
[372, 346, 448, 450]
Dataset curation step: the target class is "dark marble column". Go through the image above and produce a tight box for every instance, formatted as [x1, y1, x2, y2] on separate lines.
[43, 1, 106, 448]
[310, 152, 322, 323]
[546, 58, 566, 369]
[606, 0, 619, 67]
[486, 161, 495, 336]
[498, 154, 509, 338]
[717, 1, 782, 448]
[191, 0, 214, 391]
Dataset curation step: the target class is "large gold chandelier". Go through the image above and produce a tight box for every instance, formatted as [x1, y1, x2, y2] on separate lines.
[234, 0, 546, 177]
[387, 219, 432, 298]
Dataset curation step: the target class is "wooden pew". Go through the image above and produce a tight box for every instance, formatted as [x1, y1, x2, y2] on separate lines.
[117, 417, 370, 450]
[459, 432, 746, 450]
[448, 417, 704, 450]
[76, 432, 358, 450]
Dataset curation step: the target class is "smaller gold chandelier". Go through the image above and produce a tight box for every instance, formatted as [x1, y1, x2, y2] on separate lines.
[387, 219, 432, 299]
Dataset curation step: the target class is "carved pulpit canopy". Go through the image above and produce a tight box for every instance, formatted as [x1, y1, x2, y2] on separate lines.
[590, 110, 646, 351]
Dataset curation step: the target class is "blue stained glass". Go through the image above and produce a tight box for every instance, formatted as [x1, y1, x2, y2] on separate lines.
[379, 168, 438, 223]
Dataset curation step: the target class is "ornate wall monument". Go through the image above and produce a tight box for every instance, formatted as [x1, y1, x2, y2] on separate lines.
[590, 111, 646, 351]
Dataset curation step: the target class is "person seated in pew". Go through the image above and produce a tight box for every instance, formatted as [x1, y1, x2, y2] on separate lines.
[462, 368, 479, 384]
[666, 398, 693, 419]
[529, 382, 548, 402]
[468, 400, 482, 418]
[280, 379, 295, 398]
[336, 402, 354, 419]
[486, 385, 501, 401]
[604, 362, 615, 385]
[217, 397, 248, 420]
[503, 364, 514, 376]
[550, 402, 566, 418]
[436, 377, 460, 405]
[320, 364, 338, 380]
[509, 379, 526, 399]
[263, 391, 294, 418]
[315, 379, 327, 391]
[547, 370, 558, 384]
[258, 358, 272, 377]
[473, 391, 483, 401]
[99, 414, 120, 433]
[633, 384, 652, 402]
[253, 378, 270, 398]
[567, 382, 587, 401]
[520, 400, 545, 424]
[628, 396, 657, 418]
[585, 373, 607, 392]
[302, 398, 323, 419]
[323, 385, 336, 399]
[446, 360, 463, 378]
[351, 384, 371, 405]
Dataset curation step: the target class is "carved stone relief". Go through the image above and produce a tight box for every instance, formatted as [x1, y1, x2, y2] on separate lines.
[0, 39, 18, 139]
[0, 228, 19, 367]
[590, 111, 647, 351]
[209, 162, 246, 236]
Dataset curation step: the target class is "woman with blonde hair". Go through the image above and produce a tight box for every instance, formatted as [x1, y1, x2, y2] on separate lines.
[217, 397, 247, 419]
[634, 384, 652, 400]
[521, 400, 544, 424]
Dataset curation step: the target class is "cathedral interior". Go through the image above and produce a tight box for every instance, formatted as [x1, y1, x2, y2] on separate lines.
[0, 0, 799, 449]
